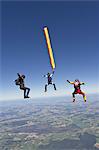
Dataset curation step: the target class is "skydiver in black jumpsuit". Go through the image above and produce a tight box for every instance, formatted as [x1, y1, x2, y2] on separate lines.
[44, 71, 56, 92]
[15, 73, 30, 98]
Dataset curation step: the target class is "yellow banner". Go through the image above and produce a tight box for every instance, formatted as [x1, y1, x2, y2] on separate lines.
[44, 27, 55, 70]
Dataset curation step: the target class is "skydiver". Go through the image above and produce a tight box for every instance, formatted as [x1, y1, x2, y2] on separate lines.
[15, 73, 30, 98]
[67, 79, 86, 102]
[44, 71, 56, 92]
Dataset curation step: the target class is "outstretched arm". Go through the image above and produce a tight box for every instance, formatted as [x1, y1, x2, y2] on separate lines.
[67, 80, 74, 84]
[17, 73, 21, 77]
[50, 71, 54, 77]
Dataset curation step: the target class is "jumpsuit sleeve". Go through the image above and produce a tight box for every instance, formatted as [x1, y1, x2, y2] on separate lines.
[50, 71, 55, 77]
[50, 74, 53, 77]
[17, 73, 21, 77]
[69, 82, 74, 84]
[67, 80, 74, 84]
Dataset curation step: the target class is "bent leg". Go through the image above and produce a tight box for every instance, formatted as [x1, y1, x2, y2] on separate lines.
[24, 88, 27, 98]
[20, 85, 26, 98]
[53, 83, 56, 90]
[79, 90, 86, 102]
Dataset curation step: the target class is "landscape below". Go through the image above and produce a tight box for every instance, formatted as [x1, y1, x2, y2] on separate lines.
[0, 95, 99, 150]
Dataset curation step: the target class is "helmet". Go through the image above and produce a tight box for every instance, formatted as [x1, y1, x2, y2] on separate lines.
[22, 75, 25, 78]
[75, 79, 79, 82]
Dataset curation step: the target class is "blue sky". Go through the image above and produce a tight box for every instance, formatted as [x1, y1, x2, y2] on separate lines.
[1, 1, 99, 100]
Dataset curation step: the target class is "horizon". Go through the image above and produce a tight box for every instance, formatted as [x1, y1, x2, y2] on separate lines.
[0, 93, 99, 102]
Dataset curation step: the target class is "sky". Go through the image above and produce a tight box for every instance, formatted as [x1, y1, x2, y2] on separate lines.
[1, 1, 99, 100]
